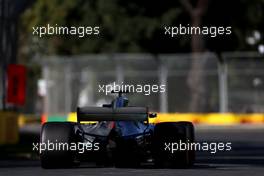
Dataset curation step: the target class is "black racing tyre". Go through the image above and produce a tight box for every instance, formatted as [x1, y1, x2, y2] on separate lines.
[40, 122, 77, 169]
[153, 121, 195, 168]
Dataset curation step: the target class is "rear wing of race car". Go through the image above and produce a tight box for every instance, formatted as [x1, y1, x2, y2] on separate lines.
[77, 107, 151, 122]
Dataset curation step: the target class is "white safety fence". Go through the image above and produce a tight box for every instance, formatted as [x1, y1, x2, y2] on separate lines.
[34, 52, 264, 115]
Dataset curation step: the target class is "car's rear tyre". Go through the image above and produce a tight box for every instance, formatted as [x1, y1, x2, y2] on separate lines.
[40, 122, 77, 169]
[153, 122, 195, 168]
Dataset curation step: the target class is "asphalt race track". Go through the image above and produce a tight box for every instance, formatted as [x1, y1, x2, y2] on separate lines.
[0, 125, 264, 176]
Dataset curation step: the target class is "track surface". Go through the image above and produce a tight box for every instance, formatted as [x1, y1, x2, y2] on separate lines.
[0, 125, 264, 176]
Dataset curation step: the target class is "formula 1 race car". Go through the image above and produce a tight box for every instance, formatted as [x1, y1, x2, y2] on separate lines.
[40, 91, 195, 168]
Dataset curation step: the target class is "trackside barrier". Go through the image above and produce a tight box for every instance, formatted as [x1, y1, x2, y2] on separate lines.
[152, 113, 241, 125]
[18, 114, 64, 127]
[151, 113, 264, 125]
[18, 114, 41, 127]
[0, 111, 19, 145]
[38, 112, 264, 125]
[155, 113, 264, 125]
[66, 112, 264, 125]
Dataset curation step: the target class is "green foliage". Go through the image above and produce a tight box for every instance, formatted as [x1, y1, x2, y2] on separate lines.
[20, 0, 264, 55]
[21, 0, 182, 55]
